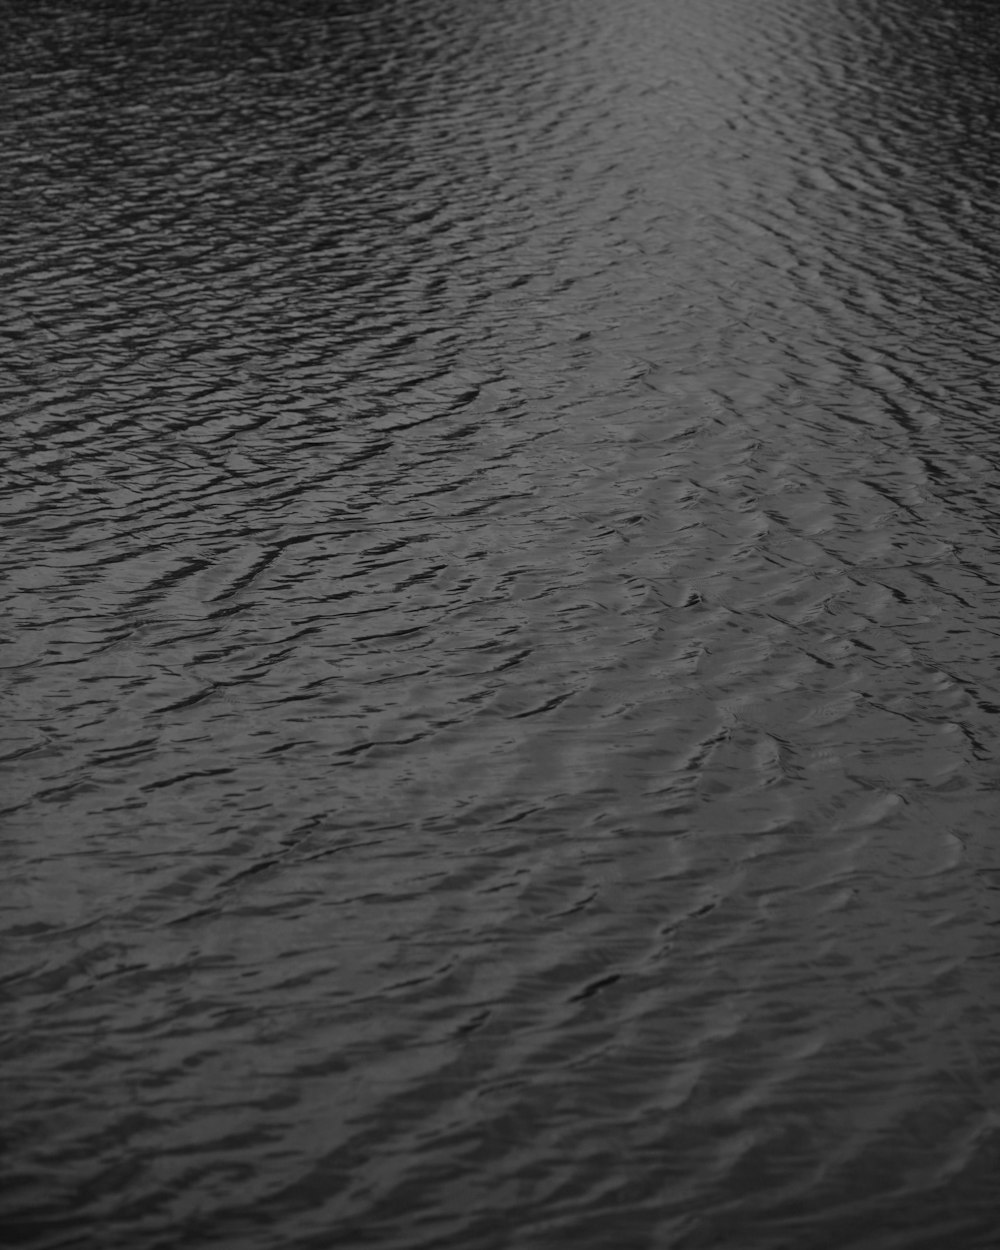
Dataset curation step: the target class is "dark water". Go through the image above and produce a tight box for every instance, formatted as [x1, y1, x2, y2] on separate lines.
[3, 0, 1000, 1245]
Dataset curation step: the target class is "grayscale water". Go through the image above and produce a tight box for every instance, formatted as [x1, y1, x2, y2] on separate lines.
[3, 0, 1000, 1246]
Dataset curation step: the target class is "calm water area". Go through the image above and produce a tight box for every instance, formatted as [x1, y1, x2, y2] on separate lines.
[3, 0, 1000, 1246]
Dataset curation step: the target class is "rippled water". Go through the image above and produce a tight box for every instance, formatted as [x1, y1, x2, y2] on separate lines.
[3, 0, 1000, 1246]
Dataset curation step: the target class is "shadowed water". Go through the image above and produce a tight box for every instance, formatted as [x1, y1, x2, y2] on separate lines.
[3, 0, 1000, 1246]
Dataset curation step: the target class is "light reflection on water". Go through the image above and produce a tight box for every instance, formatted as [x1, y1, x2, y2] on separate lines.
[2, 1, 1000, 1247]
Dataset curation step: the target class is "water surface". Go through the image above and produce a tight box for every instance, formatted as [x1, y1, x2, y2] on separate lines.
[3, 1, 1000, 1247]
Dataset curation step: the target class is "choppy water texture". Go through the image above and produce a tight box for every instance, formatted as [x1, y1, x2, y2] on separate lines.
[3, 0, 1000, 1246]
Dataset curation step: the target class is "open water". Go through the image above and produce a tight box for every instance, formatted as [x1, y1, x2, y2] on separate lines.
[3, 1, 1000, 1247]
